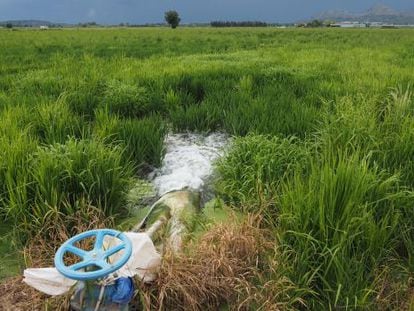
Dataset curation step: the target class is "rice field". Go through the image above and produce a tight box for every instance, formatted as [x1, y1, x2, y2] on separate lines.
[0, 27, 414, 309]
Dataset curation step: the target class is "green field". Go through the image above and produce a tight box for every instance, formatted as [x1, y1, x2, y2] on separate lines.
[0, 27, 414, 309]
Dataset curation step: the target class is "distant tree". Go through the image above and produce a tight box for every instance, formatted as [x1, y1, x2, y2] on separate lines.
[165, 10, 181, 29]
[307, 19, 324, 28]
[6, 23, 12, 29]
[78, 21, 98, 28]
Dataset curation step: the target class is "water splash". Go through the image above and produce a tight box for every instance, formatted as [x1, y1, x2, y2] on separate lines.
[150, 133, 229, 196]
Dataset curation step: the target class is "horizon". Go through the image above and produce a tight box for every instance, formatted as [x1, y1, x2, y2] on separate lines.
[0, 1, 413, 25]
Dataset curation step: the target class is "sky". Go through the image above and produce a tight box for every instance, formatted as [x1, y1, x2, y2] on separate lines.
[0, 0, 413, 24]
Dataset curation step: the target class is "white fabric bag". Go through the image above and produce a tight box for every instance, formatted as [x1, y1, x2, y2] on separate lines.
[106, 232, 161, 282]
[23, 267, 77, 296]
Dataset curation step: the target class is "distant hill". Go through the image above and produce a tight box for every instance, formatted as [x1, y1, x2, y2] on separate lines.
[314, 4, 414, 24]
[0, 20, 69, 27]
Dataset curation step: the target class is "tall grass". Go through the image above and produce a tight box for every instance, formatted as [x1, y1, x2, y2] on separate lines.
[31, 98, 83, 144]
[103, 80, 151, 118]
[216, 134, 309, 208]
[94, 109, 167, 170]
[0, 132, 37, 223]
[380, 86, 414, 188]
[31, 139, 134, 217]
[0, 106, 38, 221]
[2, 139, 133, 233]
[65, 81, 104, 119]
[0, 92, 8, 110]
[3, 138, 134, 234]
[277, 151, 407, 308]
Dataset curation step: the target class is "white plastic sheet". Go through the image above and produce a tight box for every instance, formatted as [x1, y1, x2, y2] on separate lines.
[23, 232, 161, 296]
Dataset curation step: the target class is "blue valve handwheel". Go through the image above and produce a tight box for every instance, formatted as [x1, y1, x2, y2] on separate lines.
[54, 229, 132, 281]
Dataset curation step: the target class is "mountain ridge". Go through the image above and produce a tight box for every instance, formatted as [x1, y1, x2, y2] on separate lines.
[0, 20, 69, 27]
[314, 4, 414, 24]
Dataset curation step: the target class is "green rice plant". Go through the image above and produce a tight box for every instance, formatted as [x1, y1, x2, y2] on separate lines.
[0, 105, 34, 133]
[167, 85, 235, 133]
[28, 139, 134, 226]
[66, 82, 105, 119]
[317, 88, 414, 191]
[317, 95, 381, 154]
[381, 117, 414, 188]
[0, 131, 37, 222]
[164, 88, 181, 112]
[170, 103, 222, 133]
[31, 98, 83, 144]
[216, 134, 309, 209]
[0, 107, 38, 220]
[94, 109, 167, 170]
[0, 92, 8, 111]
[237, 75, 254, 98]
[103, 80, 151, 118]
[381, 85, 413, 122]
[384, 90, 414, 267]
[93, 108, 120, 143]
[15, 69, 66, 98]
[277, 151, 406, 309]
[222, 87, 319, 137]
[174, 74, 206, 105]
[377, 86, 414, 188]
[115, 117, 167, 170]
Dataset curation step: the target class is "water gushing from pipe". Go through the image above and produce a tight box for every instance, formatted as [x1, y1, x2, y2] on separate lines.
[150, 133, 229, 196]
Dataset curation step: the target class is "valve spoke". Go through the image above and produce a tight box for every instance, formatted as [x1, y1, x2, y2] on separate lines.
[94, 230, 105, 250]
[96, 260, 110, 270]
[103, 243, 125, 258]
[65, 244, 87, 258]
[69, 260, 91, 271]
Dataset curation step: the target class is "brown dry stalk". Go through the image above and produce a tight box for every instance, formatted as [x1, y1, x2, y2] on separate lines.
[139, 215, 299, 311]
[0, 276, 70, 311]
[374, 265, 414, 311]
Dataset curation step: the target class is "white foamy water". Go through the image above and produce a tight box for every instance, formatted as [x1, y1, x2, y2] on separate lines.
[150, 133, 229, 196]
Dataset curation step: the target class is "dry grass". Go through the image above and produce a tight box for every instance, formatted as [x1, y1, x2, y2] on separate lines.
[374, 265, 414, 311]
[140, 215, 302, 311]
[0, 276, 70, 311]
[0, 203, 113, 310]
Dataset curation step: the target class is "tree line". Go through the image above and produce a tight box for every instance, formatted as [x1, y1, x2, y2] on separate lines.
[211, 21, 268, 27]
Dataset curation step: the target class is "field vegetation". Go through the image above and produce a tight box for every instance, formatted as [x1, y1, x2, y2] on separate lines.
[0, 27, 413, 309]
